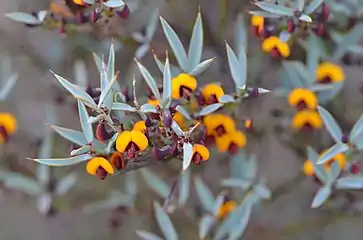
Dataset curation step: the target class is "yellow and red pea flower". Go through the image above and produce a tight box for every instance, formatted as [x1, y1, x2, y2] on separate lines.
[288, 88, 318, 110]
[201, 84, 225, 105]
[191, 144, 210, 165]
[217, 200, 238, 219]
[316, 62, 345, 83]
[86, 157, 115, 180]
[132, 120, 147, 133]
[303, 152, 346, 177]
[215, 130, 247, 154]
[203, 113, 236, 137]
[291, 110, 323, 131]
[262, 36, 290, 58]
[251, 15, 264, 37]
[0, 112, 17, 144]
[109, 151, 126, 170]
[171, 73, 197, 100]
[116, 130, 149, 159]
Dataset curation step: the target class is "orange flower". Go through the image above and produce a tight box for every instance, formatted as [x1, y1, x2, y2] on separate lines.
[202, 84, 224, 104]
[116, 130, 149, 158]
[215, 131, 247, 154]
[291, 110, 323, 130]
[251, 15, 264, 37]
[192, 144, 210, 164]
[217, 200, 238, 219]
[303, 152, 346, 176]
[262, 36, 290, 58]
[172, 73, 197, 99]
[86, 157, 114, 180]
[203, 114, 236, 137]
[0, 112, 17, 144]
[316, 62, 345, 83]
[133, 120, 146, 133]
[288, 88, 318, 110]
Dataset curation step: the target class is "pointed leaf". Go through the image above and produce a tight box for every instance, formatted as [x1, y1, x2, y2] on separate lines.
[135, 60, 162, 102]
[141, 169, 170, 198]
[140, 104, 158, 113]
[317, 106, 343, 142]
[311, 185, 331, 208]
[153, 202, 178, 240]
[51, 125, 87, 146]
[332, 24, 363, 60]
[146, 9, 159, 41]
[160, 17, 189, 72]
[175, 105, 192, 120]
[55, 173, 77, 195]
[350, 113, 363, 143]
[178, 168, 190, 206]
[77, 100, 94, 143]
[162, 55, 172, 108]
[226, 42, 243, 89]
[194, 177, 215, 212]
[255, 2, 294, 16]
[304, 0, 323, 14]
[189, 57, 214, 76]
[188, 12, 203, 70]
[0, 74, 17, 101]
[336, 175, 363, 189]
[2, 173, 41, 195]
[74, 60, 88, 87]
[197, 103, 222, 116]
[182, 142, 193, 171]
[136, 231, 163, 240]
[5, 12, 41, 24]
[29, 154, 92, 166]
[112, 102, 136, 112]
[317, 143, 349, 165]
[199, 215, 215, 239]
[236, 13, 247, 52]
[92, 53, 103, 73]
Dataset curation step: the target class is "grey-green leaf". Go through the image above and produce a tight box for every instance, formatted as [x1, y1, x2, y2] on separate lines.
[136, 231, 163, 240]
[226, 42, 244, 89]
[141, 169, 170, 199]
[182, 142, 193, 171]
[188, 12, 203, 70]
[255, 2, 294, 16]
[306, 33, 321, 81]
[135, 60, 162, 103]
[175, 105, 192, 120]
[317, 106, 343, 143]
[316, 143, 349, 165]
[29, 154, 92, 166]
[162, 55, 172, 109]
[112, 102, 136, 112]
[0, 74, 17, 101]
[197, 103, 222, 116]
[55, 173, 77, 195]
[332, 24, 363, 61]
[50, 125, 87, 146]
[350, 113, 363, 143]
[236, 13, 247, 52]
[304, 0, 323, 14]
[219, 94, 236, 104]
[199, 215, 215, 239]
[311, 185, 331, 208]
[140, 104, 158, 113]
[153, 202, 178, 240]
[160, 17, 189, 72]
[146, 9, 159, 41]
[5, 12, 41, 24]
[336, 176, 363, 189]
[194, 177, 215, 212]
[50, 70, 96, 107]
[178, 168, 190, 206]
[2, 173, 41, 195]
[189, 58, 214, 76]
[77, 100, 94, 143]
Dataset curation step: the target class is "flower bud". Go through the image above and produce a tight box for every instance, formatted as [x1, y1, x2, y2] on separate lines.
[91, 10, 100, 23]
[321, 3, 330, 21]
[162, 109, 173, 128]
[96, 122, 113, 142]
[152, 145, 171, 160]
[287, 19, 295, 33]
[116, 4, 130, 19]
[351, 162, 360, 174]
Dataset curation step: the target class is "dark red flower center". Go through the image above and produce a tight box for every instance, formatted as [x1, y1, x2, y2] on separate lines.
[0, 125, 9, 142]
[192, 152, 203, 165]
[96, 167, 108, 180]
[228, 143, 239, 155]
[180, 86, 193, 100]
[319, 76, 332, 84]
[215, 125, 226, 137]
[297, 100, 308, 111]
[126, 142, 140, 159]
[207, 94, 218, 104]
[271, 47, 282, 59]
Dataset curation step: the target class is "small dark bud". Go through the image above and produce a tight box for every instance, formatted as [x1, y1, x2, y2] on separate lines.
[76, 12, 86, 24]
[322, 3, 330, 21]
[152, 145, 172, 160]
[350, 162, 360, 174]
[248, 88, 259, 98]
[287, 19, 295, 33]
[91, 10, 100, 23]
[170, 142, 179, 156]
[96, 122, 113, 142]
[315, 23, 325, 37]
[145, 117, 154, 127]
[162, 109, 173, 128]
[341, 135, 349, 144]
[196, 92, 206, 106]
[116, 4, 130, 19]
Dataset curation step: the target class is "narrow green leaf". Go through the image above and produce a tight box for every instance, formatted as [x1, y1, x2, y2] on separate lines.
[249, 11, 281, 18]
[3, 173, 41, 195]
[112, 102, 136, 112]
[125, 172, 138, 197]
[316, 143, 349, 165]
[50, 70, 96, 107]
[212, 193, 226, 216]
[29, 154, 92, 166]
[194, 177, 215, 212]
[70, 145, 91, 156]
[175, 105, 192, 120]
[304, 0, 323, 14]
[178, 168, 190, 206]
[0, 74, 17, 101]
[146, 9, 159, 41]
[188, 12, 203, 70]
[92, 52, 103, 72]
[350, 113, 363, 143]
[228, 201, 252, 239]
[336, 175, 363, 189]
[296, 0, 305, 12]
[311, 185, 331, 208]
[160, 17, 189, 72]
[236, 13, 247, 52]
[197, 103, 223, 116]
[317, 106, 343, 142]
[253, 183, 271, 200]
[73, 60, 88, 87]
[55, 173, 77, 195]
[221, 178, 251, 190]
[136, 231, 163, 240]
[219, 94, 235, 103]
[199, 215, 215, 239]
[108, 43, 115, 82]
[153, 202, 178, 240]
[307, 146, 328, 183]
[189, 58, 214, 76]
[255, 2, 294, 16]
[140, 104, 158, 113]
[162, 55, 172, 109]
[332, 24, 363, 60]
[141, 169, 170, 198]
[306, 33, 320, 82]
[77, 100, 94, 143]
[5, 12, 40, 24]
[226, 42, 243, 89]
[327, 161, 340, 184]
[51, 125, 87, 146]
[171, 121, 184, 136]
[182, 142, 193, 171]
[135, 60, 162, 103]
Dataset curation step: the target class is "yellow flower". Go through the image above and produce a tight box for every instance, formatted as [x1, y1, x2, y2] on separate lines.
[203, 114, 236, 137]
[0, 112, 17, 144]
[109, 151, 126, 170]
[148, 98, 160, 107]
[115, 130, 149, 156]
[86, 157, 114, 180]
[173, 111, 186, 129]
[215, 130, 247, 154]
[316, 62, 345, 83]
[73, 0, 88, 6]
[303, 152, 346, 176]
[202, 84, 225, 104]
[251, 15, 264, 36]
[133, 120, 146, 133]
[262, 36, 290, 58]
[288, 88, 318, 110]
[217, 201, 237, 219]
[291, 110, 323, 130]
[192, 144, 210, 164]
[171, 73, 197, 99]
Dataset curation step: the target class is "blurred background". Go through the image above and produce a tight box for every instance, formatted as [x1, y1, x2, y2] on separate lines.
[1, 0, 363, 239]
